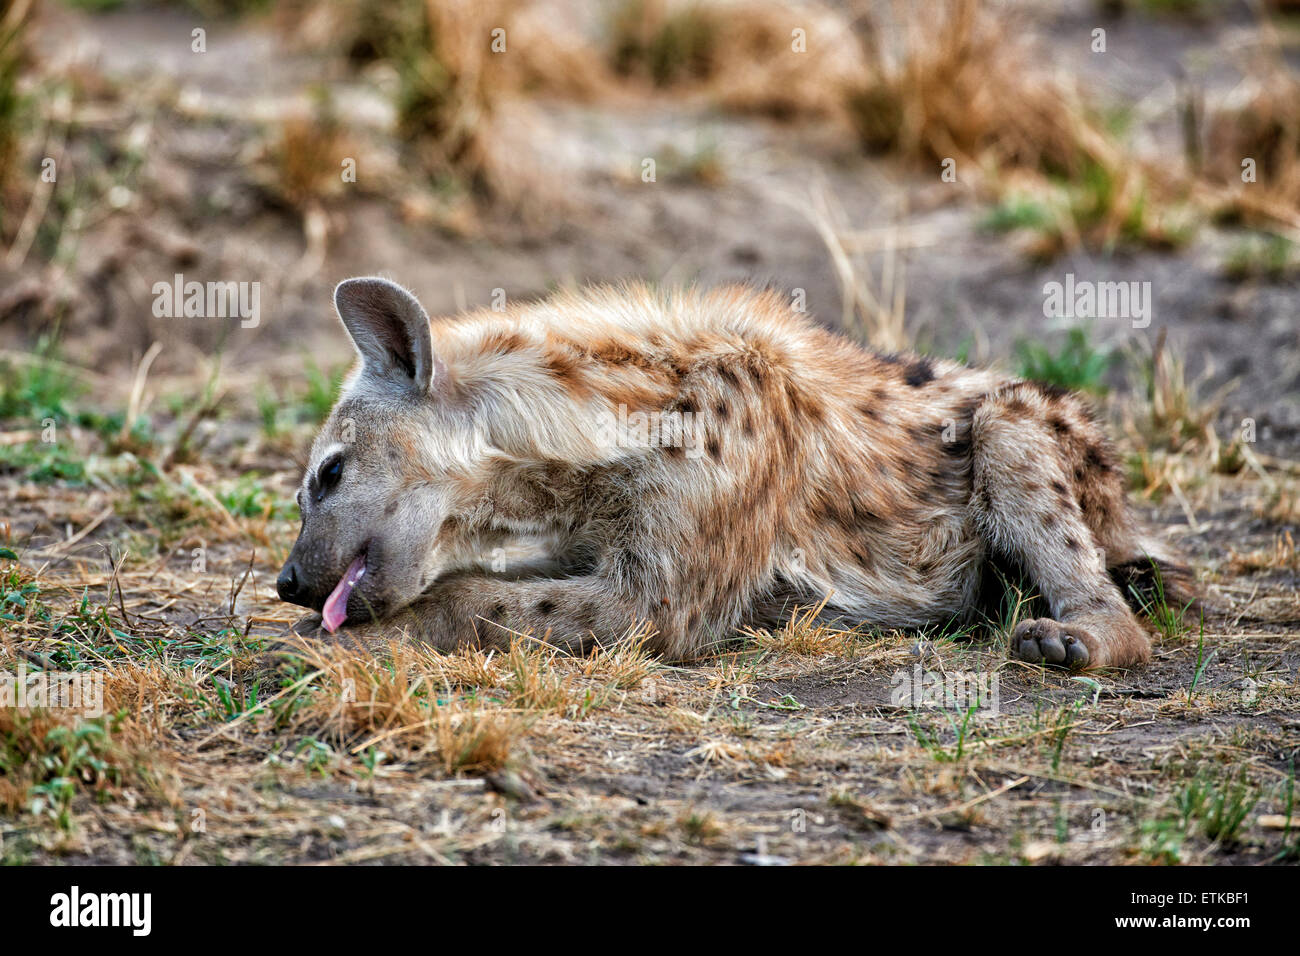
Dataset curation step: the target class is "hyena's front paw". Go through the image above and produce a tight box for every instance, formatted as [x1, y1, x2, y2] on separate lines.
[1011, 618, 1091, 670]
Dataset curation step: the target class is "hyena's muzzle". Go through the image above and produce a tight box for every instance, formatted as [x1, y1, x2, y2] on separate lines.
[277, 532, 371, 632]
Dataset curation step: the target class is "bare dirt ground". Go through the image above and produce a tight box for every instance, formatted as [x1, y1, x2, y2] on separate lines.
[1, 1, 1298, 864]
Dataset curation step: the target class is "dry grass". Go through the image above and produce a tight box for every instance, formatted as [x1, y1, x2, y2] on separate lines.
[287, 642, 531, 775]
[1118, 329, 1252, 512]
[1226, 531, 1298, 575]
[844, 0, 1100, 175]
[272, 0, 518, 205]
[609, 0, 866, 118]
[251, 623, 658, 774]
[0, 671, 179, 828]
[255, 0, 1210, 254]
[843, 0, 1193, 257]
[273, 0, 609, 217]
[0, 0, 34, 243]
[1204, 21, 1300, 231]
[798, 178, 910, 351]
[744, 599, 871, 658]
[1129, 330, 1222, 457]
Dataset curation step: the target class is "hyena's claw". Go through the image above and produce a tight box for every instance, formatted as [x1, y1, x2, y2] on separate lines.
[1012, 619, 1090, 670]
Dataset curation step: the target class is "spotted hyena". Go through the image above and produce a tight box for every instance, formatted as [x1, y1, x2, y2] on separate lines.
[275, 277, 1194, 670]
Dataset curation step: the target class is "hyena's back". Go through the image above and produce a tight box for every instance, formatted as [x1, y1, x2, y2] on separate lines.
[406, 283, 1179, 668]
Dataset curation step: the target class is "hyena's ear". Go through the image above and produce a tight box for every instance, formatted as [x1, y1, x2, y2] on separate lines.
[334, 277, 445, 394]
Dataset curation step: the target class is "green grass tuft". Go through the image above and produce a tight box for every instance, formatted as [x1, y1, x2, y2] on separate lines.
[1014, 326, 1115, 394]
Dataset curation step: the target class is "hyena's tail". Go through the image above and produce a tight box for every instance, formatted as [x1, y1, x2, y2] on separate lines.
[1107, 541, 1203, 623]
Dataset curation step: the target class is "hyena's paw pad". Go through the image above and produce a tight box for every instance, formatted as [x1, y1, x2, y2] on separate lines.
[1011, 618, 1091, 670]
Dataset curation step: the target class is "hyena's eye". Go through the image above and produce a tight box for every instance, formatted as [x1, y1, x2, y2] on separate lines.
[314, 453, 344, 502]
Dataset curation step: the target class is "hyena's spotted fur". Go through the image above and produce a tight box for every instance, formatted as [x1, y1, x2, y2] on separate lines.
[276, 278, 1194, 670]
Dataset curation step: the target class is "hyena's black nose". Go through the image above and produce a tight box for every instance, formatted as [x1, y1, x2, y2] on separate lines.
[276, 562, 304, 604]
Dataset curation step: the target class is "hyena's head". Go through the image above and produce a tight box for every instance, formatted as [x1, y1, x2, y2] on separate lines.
[276, 278, 490, 630]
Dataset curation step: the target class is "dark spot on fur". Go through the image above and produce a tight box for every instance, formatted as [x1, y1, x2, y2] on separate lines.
[1049, 416, 1071, 436]
[384, 500, 399, 517]
[1064, 537, 1081, 551]
[707, 437, 722, 460]
[1051, 480, 1067, 495]
[545, 351, 582, 385]
[786, 382, 825, 422]
[857, 403, 879, 421]
[537, 599, 556, 616]
[904, 357, 936, 388]
[718, 366, 739, 388]
[1084, 443, 1113, 472]
[590, 339, 655, 368]
[715, 401, 729, 419]
[773, 414, 790, 442]
[819, 495, 881, 532]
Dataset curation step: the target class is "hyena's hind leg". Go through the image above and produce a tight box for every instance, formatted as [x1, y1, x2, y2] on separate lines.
[970, 383, 1151, 670]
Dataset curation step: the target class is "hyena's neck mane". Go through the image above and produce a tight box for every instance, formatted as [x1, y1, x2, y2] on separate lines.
[432, 284, 808, 469]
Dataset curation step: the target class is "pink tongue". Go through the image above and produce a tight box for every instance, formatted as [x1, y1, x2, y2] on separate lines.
[321, 555, 366, 633]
